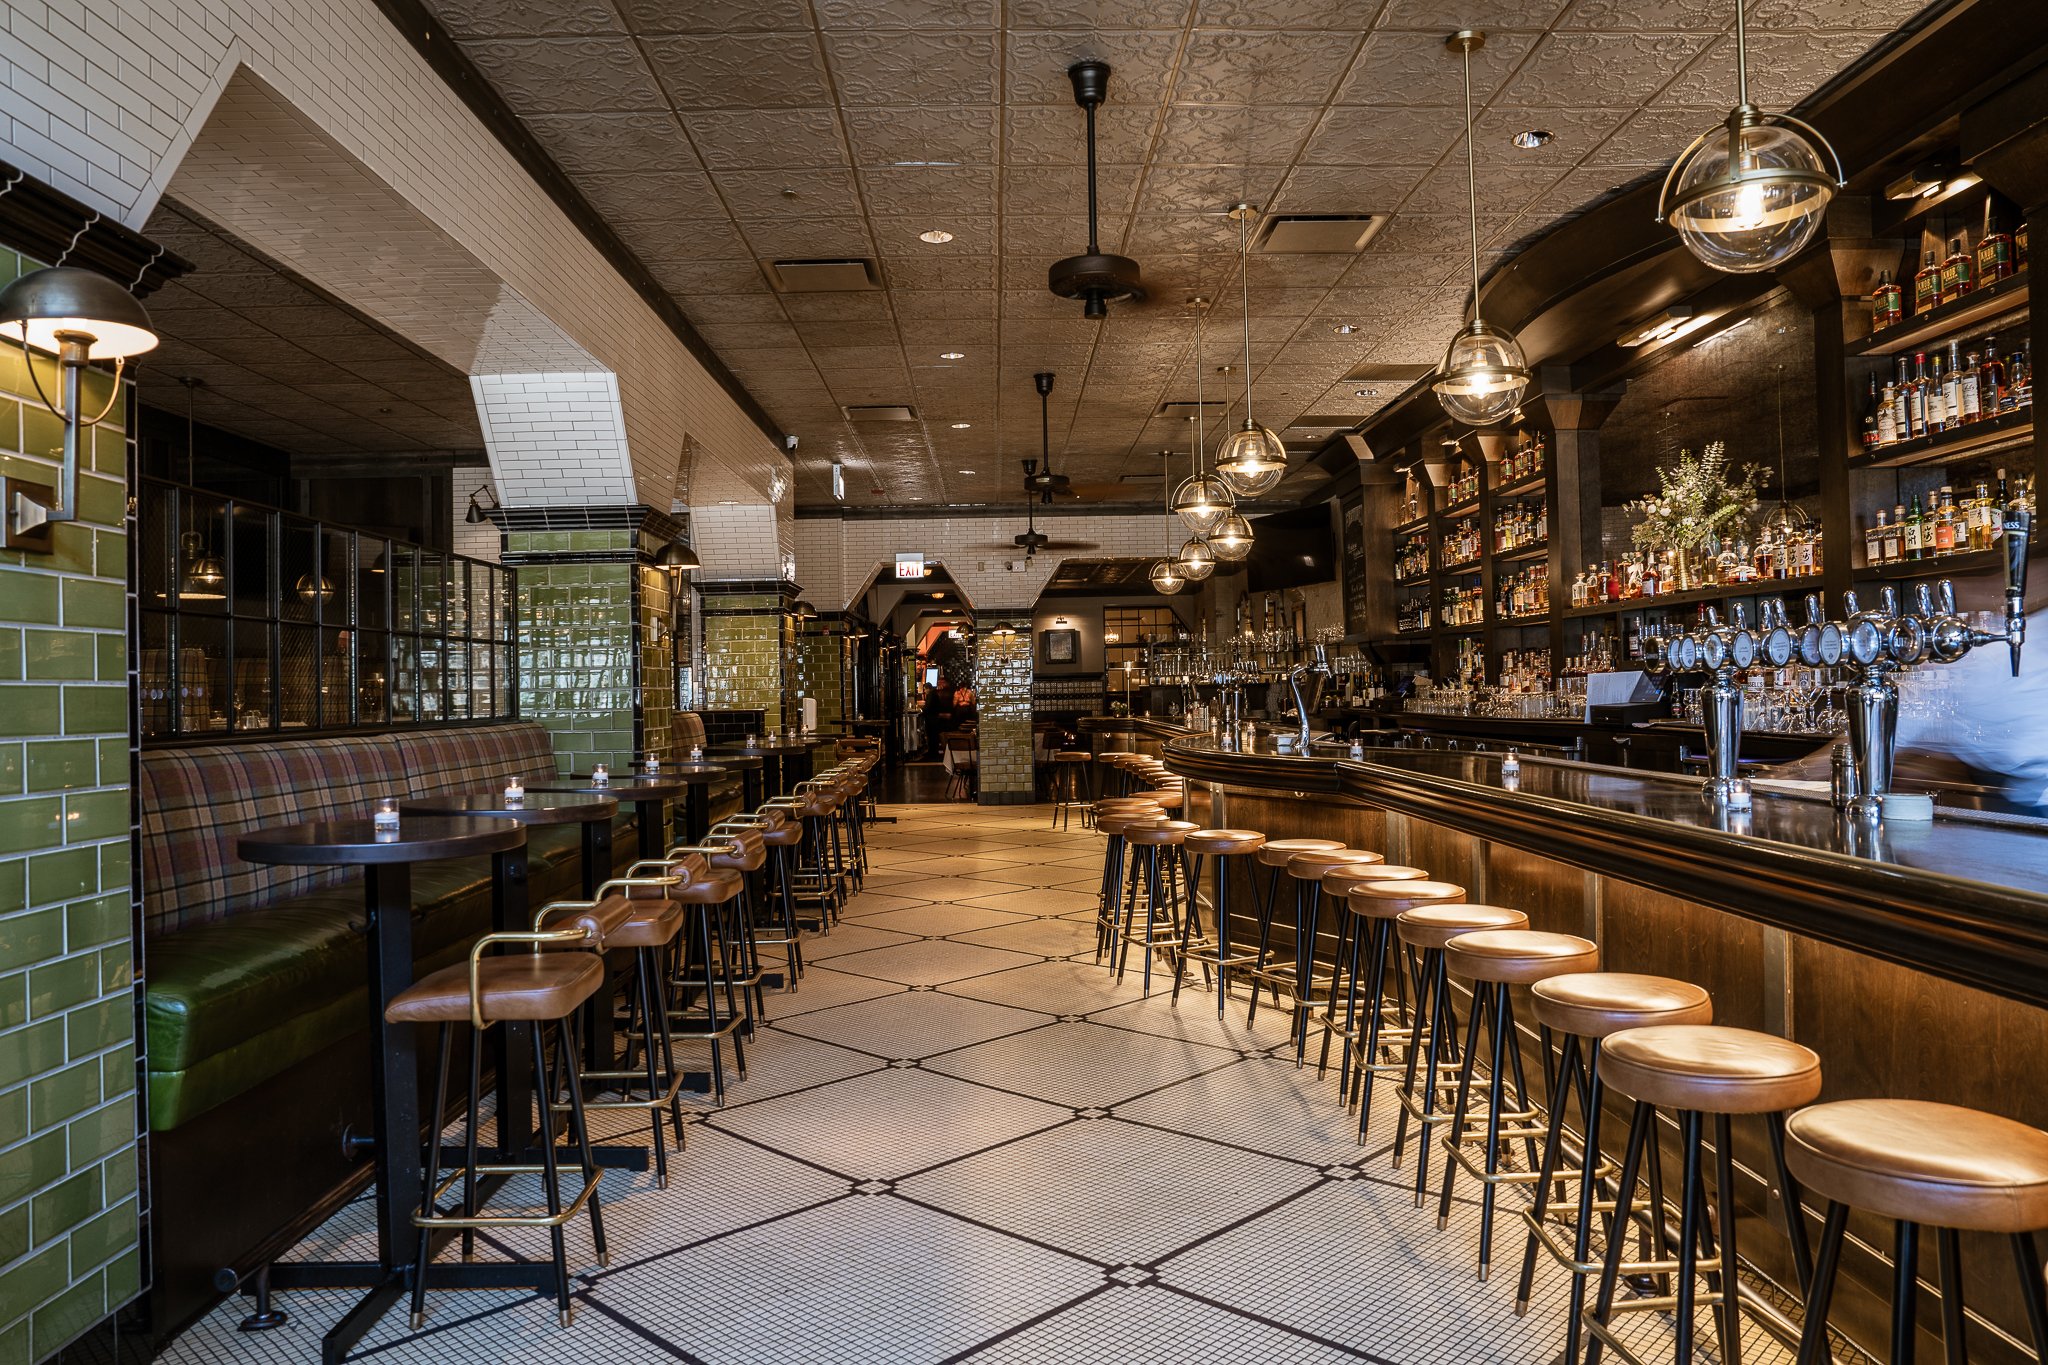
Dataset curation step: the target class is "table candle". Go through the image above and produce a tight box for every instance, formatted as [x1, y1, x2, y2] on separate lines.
[592, 764, 610, 787]
[373, 797, 400, 834]
[504, 775, 524, 807]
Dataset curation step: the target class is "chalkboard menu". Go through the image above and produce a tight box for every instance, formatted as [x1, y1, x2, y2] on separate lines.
[1340, 493, 1368, 638]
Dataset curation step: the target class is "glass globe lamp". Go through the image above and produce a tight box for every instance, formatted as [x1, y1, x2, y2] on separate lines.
[1170, 473, 1233, 535]
[1209, 512, 1254, 562]
[1176, 536, 1216, 581]
[1148, 558, 1186, 595]
[1215, 421, 1288, 498]
[1432, 320, 1530, 427]
[1660, 112, 1838, 275]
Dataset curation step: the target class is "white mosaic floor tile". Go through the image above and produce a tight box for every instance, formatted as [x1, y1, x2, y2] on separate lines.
[923, 1021, 1238, 1108]
[961, 886, 1100, 916]
[949, 917, 1100, 958]
[772, 988, 1053, 1061]
[858, 902, 1032, 937]
[825, 938, 1042, 987]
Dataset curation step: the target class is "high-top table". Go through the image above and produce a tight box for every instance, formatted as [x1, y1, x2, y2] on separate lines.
[397, 790, 618, 1154]
[713, 737, 820, 800]
[237, 815, 526, 1365]
[532, 769, 725, 861]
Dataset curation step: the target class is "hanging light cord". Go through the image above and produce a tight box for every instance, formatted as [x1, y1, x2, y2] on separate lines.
[1460, 37, 1482, 325]
[1238, 210, 1256, 421]
[1193, 300, 1206, 485]
[1733, 0, 1750, 108]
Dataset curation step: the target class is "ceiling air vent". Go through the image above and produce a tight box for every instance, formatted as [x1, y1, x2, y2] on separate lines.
[1155, 399, 1231, 417]
[1256, 215, 1386, 254]
[843, 404, 918, 422]
[768, 259, 880, 292]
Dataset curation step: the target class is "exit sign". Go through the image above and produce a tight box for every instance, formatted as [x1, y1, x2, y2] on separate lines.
[895, 553, 928, 580]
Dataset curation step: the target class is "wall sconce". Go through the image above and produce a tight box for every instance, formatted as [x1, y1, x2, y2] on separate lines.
[656, 540, 701, 571]
[464, 484, 499, 524]
[0, 266, 159, 550]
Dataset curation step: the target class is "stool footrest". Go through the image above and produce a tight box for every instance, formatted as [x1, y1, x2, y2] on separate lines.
[663, 1013, 746, 1042]
[415, 1167, 602, 1230]
[562, 1068, 689, 1108]
[1521, 1204, 1657, 1279]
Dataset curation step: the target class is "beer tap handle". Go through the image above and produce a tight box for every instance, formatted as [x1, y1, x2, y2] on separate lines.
[1938, 579, 1959, 617]
[1730, 601, 1750, 631]
[1912, 582, 1937, 621]
[2002, 507, 2031, 675]
[1843, 589, 1862, 618]
[1878, 585, 1901, 619]
[1803, 592, 1825, 627]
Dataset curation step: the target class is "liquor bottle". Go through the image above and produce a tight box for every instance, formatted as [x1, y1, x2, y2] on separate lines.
[1959, 350, 1982, 423]
[1978, 213, 2015, 283]
[1940, 236, 1974, 304]
[1926, 353, 1948, 432]
[1913, 248, 1940, 314]
[1906, 492, 1927, 560]
[1871, 268, 1903, 330]
[1865, 511, 1887, 566]
[2018, 219, 2030, 272]
[2011, 347, 2032, 409]
[1910, 353, 1932, 435]
[1641, 557, 1660, 598]
[1941, 344, 1963, 428]
[1876, 378, 1898, 445]
[1996, 469, 2012, 540]
[1968, 478, 1998, 551]
[1883, 504, 1906, 563]
[1932, 486, 1959, 555]
[1980, 340, 2008, 412]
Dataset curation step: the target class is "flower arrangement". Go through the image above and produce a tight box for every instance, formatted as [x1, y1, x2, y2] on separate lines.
[1627, 441, 1767, 555]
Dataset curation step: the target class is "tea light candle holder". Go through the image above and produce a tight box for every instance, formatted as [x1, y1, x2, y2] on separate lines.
[373, 797, 401, 834]
[592, 763, 610, 787]
[504, 775, 524, 807]
[745, 733, 758, 749]
[644, 752, 661, 775]
[689, 744, 702, 762]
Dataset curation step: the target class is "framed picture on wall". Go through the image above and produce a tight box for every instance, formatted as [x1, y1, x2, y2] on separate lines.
[1041, 628, 1078, 665]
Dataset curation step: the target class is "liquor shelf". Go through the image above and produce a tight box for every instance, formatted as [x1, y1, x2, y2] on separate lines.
[1847, 270, 2030, 356]
[1561, 573, 1825, 619]
[1848, 403, 2033, 470]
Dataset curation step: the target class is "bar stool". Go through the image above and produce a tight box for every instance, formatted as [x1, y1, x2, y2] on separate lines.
[549, 879, 689, 1188]
[1243, 838, 1342, 1028]
[1169, 828, 1265, 1015]
[1513, 973, 1714, 1365]
[387, 913, 612, 1329]
[699, 824, 770, 1021]
[1436, 930, 1602, 1281]
[653, 856, 752, 1105]
[1050, 751, 1095, 831]
[1116, 817, 1198, 994]
[1276, 848, 1388, 1062]
[1331, 876, 1463, 1143]
[1092, 800, 1163, 966]
[1787, 1099, 2048, 1365]
[1585, 1025, 1823, 1365]
[1390, 897, 1511, 1199]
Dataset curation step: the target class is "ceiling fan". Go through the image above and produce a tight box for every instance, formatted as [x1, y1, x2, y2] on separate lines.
[1021, 371, 1068, 504]
[1047, 60, 1144, 321]
[985, 492, 1101, 559]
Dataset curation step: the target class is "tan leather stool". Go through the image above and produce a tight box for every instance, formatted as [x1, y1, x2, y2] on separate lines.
[1308, 865, 1427, 1086]
[1514, 974, 1713, 1365]
[1586, 1025, 1824, 1365]
[387, 911, 616, 1329]
[1050, 750, 1095, 831]
[1169, 828, 1266, 1016]
[1267, 848, 1389, 1062]
[1242, 838, 1345, 1031]
[1116, 818, 1197, 994]
[1788, 1100, 2048, 1365]
[1390, 897, 1510, 1199]
[1437, 931, 1601, 1280]
[1093, 801, 1164, 966]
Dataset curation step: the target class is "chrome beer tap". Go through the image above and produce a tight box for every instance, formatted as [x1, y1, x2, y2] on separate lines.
[1287, 642, 1330, 753]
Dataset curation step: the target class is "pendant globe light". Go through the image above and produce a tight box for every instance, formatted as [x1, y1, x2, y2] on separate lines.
[1657, 0, 1843, 274]
[1176, 535, 1216, 581]
[1433, 32, 1530, 428]
[1171, 296, 1233, 535]
[1150, 430, 1187, 595]
[1214, 204, 1288, 498]
[1210, 511, 1254, 562]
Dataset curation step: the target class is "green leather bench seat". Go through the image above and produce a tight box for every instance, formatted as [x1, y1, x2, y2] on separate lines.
[139, 722, 657, 1134]
[142, 818, 606, 1132]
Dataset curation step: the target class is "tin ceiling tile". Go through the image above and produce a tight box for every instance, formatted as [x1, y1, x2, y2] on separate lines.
[843, 105, 1002, 166]
[1171, 29, 1363, 107]
[686, 108, 850, 170]
[1005, 30, 1185, 105]
[714, 168, 866, 219]
[1500, 30, 1714, 108]
[523, 111, 702, 174]
[1337, 29, 1539, 107]
[612, 0, 812, 29]
[824, 30, 1003, 106]
[642, 32, 835, 108]
[860, 165, 1001, 216]
[463, 36, 666, 112]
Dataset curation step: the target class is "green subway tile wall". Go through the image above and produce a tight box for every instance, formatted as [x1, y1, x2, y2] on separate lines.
[975, 630, 1033, 803]
[701, 602, 790, 729]
[0, 248, 145, 1361]
[638, 565, 677, 761]
[796, 629, 844, 732]
[516, 560, 638, 775]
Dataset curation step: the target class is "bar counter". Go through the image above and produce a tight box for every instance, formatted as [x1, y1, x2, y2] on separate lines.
[1134, 721, 2048, 1360]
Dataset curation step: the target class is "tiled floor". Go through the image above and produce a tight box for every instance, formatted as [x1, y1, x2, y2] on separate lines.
[165, 801, 1801, 1364]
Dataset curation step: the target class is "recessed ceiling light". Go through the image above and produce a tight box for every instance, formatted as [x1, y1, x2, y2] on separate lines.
[939, 350, 965, 359]
[958, 468, 975, 474]
[950, 421, 972, 429]
[1333, 323, 1359, 334]
[919, 229, 954, 244]
[1355, 387, 1380, 398]
[1512, 129, 1554, 150]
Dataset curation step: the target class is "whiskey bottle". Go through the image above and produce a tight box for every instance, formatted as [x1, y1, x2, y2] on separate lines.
[1910, 352, 1932, 435]
[1882, 504, 1906, 563]
[1932, 486, 1960, 555]
[1943, 342, 1966, 427]
[1980, 340, 2008, 412]
[1876, 380, 1898, 445]
[1913, 248, 1941, 314]
[2019, 220, 2029, 272]
[1926, 353, 1948, 432]
[1866, 510, 1888, 566]
[1871, 268, 1903, 330]
[1894, 356, 1914, 438]
[1958, 350, 1982, 423]
[1967, 478, 1997, 552]
[1906, 492, 1927, 560]
[1977, 213, 2015, 283]
[1939, 236, 1974, 304]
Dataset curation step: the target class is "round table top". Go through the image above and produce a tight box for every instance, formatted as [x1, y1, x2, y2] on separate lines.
[705, 752, 763, 770]
[534, 770, 721, 798]
[715, 738, 820, 754]
[239, 815, 524, 866]
[400, 790, 618, 825]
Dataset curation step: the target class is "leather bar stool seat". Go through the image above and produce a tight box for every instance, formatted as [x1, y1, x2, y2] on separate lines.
[1396, 900, 1524, 950]
[1117, 819, 1198, 993]
[670, 870, 743, 905]
[1255, 837, 1343, 868]
[1785, 1101, 2048, 1365]
[592, 896, 684, 950]
[1531, 973, 1712, 1040]
[1599, 1025, 1821, 1116]
[1586, 1024, 1824, 1364]
[1513, 973, 1714, 1358]
[1317, 858, 1395, 900]
[1335, 868, 1431, 910]
[1285, 846, 1381, 880]
[389, 954, 605, 1024]
[760, 815, 803, 848]
[703, 828, 765, 873]
[1786, 1100, 2048, 1233]
[1444, 929, 1600, 986]
[1181, 828, 1265, 857]
[1133, 788, 1184, 812]
[1123, 818, 1197, 846]
[1095, 808, 1164, 837]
